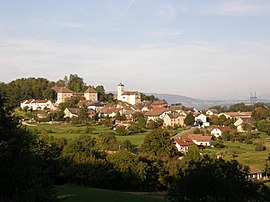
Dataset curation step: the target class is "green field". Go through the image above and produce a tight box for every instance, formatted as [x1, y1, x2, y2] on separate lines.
[26, 123, 146, 146]
[56, 185, 165, 202]
[204, 140, 270, 169]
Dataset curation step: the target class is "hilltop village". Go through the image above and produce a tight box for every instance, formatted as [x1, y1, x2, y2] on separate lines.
[20, 82, 267, 176]
[2, 76, 270, 201]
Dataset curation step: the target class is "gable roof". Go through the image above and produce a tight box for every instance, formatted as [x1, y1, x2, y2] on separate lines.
[84, 87, 97, 93]
[217, 126, 231, 131]
[52, 86, 73, 93]
[144, 109, 167, 117]
[248, 165, 263, 174]
[175, 138, 195, 146]
[122, 91, 138, 95]
[187, 134, 212, 142]
[66, 108, 80, 115]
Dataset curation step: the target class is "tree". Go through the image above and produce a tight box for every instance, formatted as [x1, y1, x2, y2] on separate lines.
[210, 115, 219, 125]
[66, 74, 87, 93]
[184, 113, 194, 126]
[219, 114, 227, 125]
[141, 129, 179, 158]
[0, 96, 56, 201]
[257, 120, 270, 134]
[167, 156, 259, 202]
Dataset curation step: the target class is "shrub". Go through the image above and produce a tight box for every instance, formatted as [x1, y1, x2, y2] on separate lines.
[255, 143, 266, 151]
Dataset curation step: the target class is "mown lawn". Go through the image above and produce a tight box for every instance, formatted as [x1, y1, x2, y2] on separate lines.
[56, 185, 165, 202]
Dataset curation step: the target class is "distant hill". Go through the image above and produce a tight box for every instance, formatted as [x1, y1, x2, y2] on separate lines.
[145, 92, 270, 110]
[110, 91, 270, 109]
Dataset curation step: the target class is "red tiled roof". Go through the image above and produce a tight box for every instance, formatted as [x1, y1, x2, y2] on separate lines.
[217, 126, 231, 132]
[187, 134, 212, 142]
[175, 138, 195, 146]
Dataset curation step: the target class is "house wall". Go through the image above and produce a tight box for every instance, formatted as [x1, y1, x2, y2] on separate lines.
[84, 93, 98, 101]
[211, 129, 222, 138]
[57, 92, 73, 104]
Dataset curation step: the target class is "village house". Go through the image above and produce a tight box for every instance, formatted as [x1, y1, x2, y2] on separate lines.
[219, 112, 252, 121]
[117, 83, 141, 105]
[211, 126, 231, 138]
[149, 100, 168, 110]
[187, 134, 212, 146]
[206, 109, 218, 116]
[163, 113, 186, 127]
[175, 138, 195, 153]
[52, 86, 98, 104]
[144, 109, 168, 121]
[77, 100, 104, 112]
[64, 107, 95, 119]
[195, 114, 210, 127]
[245, 165, 264, 181]
[20, 99, 54, 111]
[64, 108, 80, 118]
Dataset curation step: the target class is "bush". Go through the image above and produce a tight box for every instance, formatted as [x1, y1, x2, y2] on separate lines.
[255, 143, 266, 151]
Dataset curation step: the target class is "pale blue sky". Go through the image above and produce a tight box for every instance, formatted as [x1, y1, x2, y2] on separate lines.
[0, 0, 270, 99]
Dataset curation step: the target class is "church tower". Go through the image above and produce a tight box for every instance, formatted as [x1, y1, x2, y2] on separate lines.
[117, 83, 124, 100]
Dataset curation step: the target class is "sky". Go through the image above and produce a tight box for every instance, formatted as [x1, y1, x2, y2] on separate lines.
[0, 0, 270, 100]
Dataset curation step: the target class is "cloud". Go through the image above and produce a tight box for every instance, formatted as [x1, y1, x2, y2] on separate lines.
[0, 37, 270, 99]
[201, 0, 270, 16]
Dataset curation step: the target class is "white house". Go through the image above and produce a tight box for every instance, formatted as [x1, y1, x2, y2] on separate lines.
[20, 99, 54, 110]
[117, 83, 141, 105]
[195, 114, 210, 127]
[187, 134, 212, 146]
[175, 138, 195, 153]
[206, 109, 218, 116]
[211, 126, 231, 138]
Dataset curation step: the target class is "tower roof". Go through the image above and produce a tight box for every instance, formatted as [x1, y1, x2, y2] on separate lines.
[118, 83, 124, 86]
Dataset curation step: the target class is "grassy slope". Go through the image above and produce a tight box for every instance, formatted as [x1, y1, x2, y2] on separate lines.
[56, 185, 165, 202]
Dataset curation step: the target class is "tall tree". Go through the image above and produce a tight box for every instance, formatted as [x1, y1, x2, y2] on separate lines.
[184, 113, 195, 126]
[66, 74, 87, 93]
[0, 96, 56, 201]
[141, 129, 179, 158]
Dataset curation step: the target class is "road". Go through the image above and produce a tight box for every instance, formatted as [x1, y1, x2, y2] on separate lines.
[171, 126, 198, 140]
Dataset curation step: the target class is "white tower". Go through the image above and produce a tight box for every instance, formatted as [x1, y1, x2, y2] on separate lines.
[117, 83, 124, 100]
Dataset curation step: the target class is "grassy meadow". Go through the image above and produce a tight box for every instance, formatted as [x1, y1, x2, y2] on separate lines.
[56, 185, 165, 202]
[25, 122, 147, 146]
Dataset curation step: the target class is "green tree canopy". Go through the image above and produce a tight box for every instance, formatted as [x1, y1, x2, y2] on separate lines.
[0, 97, 56, 201]
[184, 113, 195, 126]
[167, 156, 258, 202]
[141, 129, 179, 158]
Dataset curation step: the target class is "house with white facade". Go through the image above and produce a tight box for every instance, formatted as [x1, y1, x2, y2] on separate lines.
[187, 134, 212, 146]
[117, 83, 141, 105]
[20, 99, 54, 110]
[175, 138, 195, 153]
[211, 126, 231, 138]
[195, 114, 210, 127]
